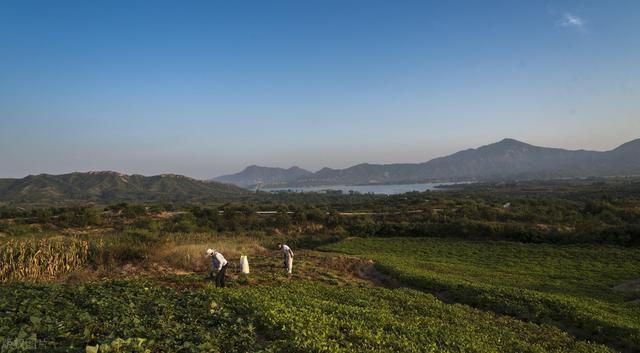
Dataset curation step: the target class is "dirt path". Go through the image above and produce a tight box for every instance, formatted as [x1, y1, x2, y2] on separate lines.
[615, 278, 640, 292]
[75, 250, 378, 290]
[353, 261, 404, 288]
[63, 250, 440, 295]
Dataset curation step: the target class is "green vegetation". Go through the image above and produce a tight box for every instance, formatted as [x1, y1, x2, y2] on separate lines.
[0, 281, 612, 352]
[324, 237, 640, 351]
[3, 178, 640, 245]
[0, 172, 248, 205]
[1, 178, 639, 352]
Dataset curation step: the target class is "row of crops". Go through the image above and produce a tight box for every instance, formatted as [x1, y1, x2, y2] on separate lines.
[0, 238, 92, 282]
[323, 237, 640, 351]
[0, 280, 611, 352]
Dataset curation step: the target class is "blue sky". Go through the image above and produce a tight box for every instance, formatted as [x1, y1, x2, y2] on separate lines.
[1, 1, 639, 178]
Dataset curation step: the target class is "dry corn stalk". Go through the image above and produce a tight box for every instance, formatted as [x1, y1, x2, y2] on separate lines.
[0, 237, 92, 282]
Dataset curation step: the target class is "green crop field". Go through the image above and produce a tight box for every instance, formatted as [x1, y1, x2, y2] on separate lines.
[323, 238, 640, 351]
[0, 235, 637, 352]
[0, 280, 613, 353]
[2, 178, 640, 352]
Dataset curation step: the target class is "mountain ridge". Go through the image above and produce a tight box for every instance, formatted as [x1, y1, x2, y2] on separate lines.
[215, 138, 640, 187]
[0, 171, 248, 205]
[214, 165, 313, 188]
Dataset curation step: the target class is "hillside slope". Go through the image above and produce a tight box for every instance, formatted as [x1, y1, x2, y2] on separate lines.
[215, 165, 313, 187]
[0, 171, 247, 204]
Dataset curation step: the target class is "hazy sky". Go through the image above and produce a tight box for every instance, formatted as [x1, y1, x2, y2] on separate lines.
[1, 1, 639, 179]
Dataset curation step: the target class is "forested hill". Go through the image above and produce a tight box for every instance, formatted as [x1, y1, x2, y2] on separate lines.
[218, 138, 640, 187]
[0, 171, 248, 205]
[215, 165, 313, 188]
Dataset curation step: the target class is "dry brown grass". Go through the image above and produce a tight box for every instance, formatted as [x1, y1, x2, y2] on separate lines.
[157, 236, 267, 272]
[0, 232, 273, 282]
[0, 233, 380, 289]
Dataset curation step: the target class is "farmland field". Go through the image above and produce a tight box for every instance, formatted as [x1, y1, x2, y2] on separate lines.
[1, 180, 640, 352]
[0, 237, 629, 353]
[0, 280, 613, 352]
[324, 237, 640, 351]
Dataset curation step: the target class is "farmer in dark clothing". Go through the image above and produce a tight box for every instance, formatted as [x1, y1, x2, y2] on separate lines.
[206, 248, 228, 288]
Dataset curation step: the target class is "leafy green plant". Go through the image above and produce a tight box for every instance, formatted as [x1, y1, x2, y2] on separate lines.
[324, 237, 640, 351]
[0, 281, 612, 352]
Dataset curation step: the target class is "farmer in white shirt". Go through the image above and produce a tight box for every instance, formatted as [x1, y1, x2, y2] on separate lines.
[278, 243, 294, 275]
[205, 248, 228, 288]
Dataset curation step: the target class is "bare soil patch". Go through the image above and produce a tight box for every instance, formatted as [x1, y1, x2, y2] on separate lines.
[614, 278, 640, 292]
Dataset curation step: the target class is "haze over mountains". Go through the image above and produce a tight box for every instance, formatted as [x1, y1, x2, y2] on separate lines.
[0, 172, 247, 205]
[215, 138, 640, 187]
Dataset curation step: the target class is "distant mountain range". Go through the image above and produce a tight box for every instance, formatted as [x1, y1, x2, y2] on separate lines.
[215, 138, 640, 187]
[0, 171, 248, 205]
[2, 138, 638, 204]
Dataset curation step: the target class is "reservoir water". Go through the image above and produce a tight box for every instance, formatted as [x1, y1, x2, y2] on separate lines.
[262, 182, 467, 195]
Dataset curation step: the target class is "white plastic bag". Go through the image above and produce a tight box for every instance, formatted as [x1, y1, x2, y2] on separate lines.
[239, 255, 250, 274]
[286, 256, 293, 274]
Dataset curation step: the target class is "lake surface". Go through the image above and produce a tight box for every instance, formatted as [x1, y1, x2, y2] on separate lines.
[262, 182, 467, 195]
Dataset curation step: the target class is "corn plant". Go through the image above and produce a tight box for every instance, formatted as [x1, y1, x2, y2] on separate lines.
[0, 237, 91, 282]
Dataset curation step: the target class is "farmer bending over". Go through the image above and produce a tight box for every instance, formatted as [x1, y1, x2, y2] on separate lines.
[206, 248, 228, 288]
[278, 243, 294, 275]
